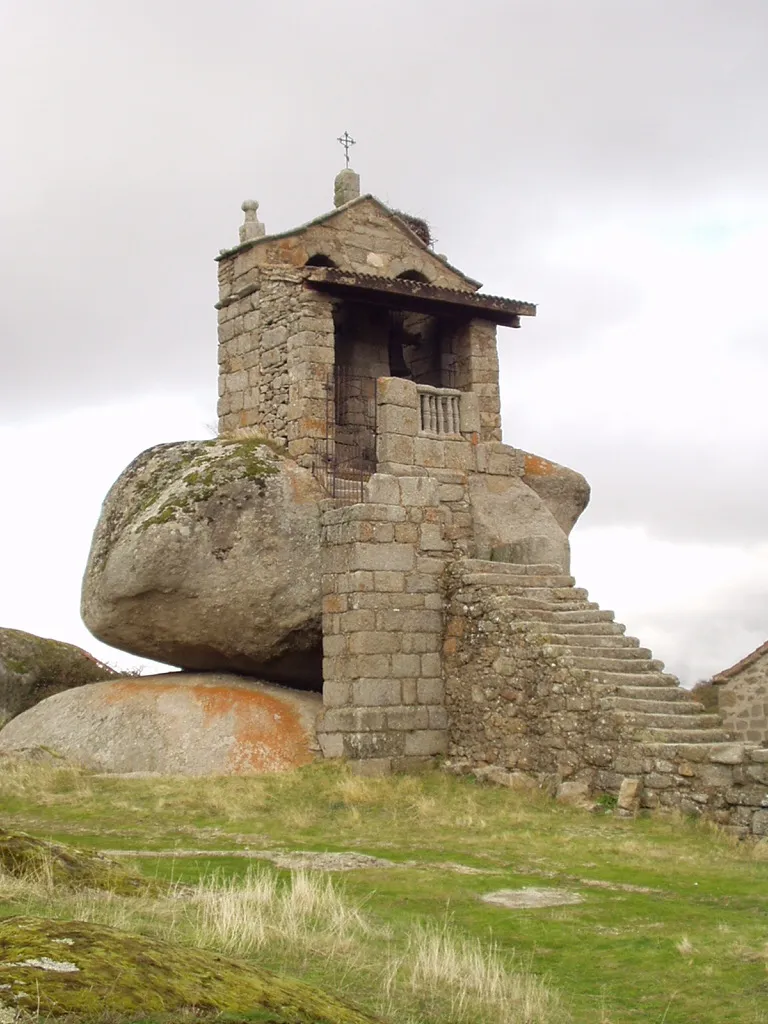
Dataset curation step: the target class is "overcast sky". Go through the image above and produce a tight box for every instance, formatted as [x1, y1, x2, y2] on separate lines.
[1, 0, 766, 684]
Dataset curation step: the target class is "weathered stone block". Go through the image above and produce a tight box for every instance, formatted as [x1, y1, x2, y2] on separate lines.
[378, 433, 415, 466]
[348, 632, 401, 655]
[399, 477, 439, 507]
[336, 570, 375, 594]
[317, 732, 344, 758]
[404, 730, 448, 756]
[752, 810, 768, 836]
[373, 571, 406, 593]
[379, 609, 442, 633]
[344, 731, 405, 759]
[350, 655, 392, 679]
[419, 523, 450, 552]
[394, 522, 419, 544]
[322, 635, 347, 658]
[414, 437, 446, 468]
[378, 403, 419, 438]
[428, 706, 449, 729]
[349, 543, 415, 572]
[364, 474, 401, 505]
[420, 653, 442, 677]
[402, 633, 441, 654]
[392, 654, 421, 678]
[352, 678, 402, 705]
[377, 377, 419, 409]
[386, 706, 430, 731]
[322, 680, 351, 708]
[617, 777, 643, 813]
[709, 744, 745, 765]
[405, 573, 439, 594]
[457, 390, 479, 432]
[339, 609, 376, 632]
[401, 679, 418, 703]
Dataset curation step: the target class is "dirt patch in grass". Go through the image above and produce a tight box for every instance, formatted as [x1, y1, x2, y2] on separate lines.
[481, 888, 585, 909]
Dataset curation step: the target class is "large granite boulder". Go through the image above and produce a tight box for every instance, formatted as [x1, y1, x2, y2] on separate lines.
[0, 917, 379, 1023]
[81, 439, 325, 685]
[468, 451, 590, 571]
[0, 628, 115, 726]
[0, 674, 321, 775]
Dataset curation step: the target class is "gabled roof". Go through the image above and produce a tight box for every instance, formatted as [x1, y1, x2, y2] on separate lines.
[712, 640, 768, 683]
[215, 194, 482, 289]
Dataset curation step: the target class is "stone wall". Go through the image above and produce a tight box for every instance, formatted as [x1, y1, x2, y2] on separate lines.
[714, 645, 768, 745]
[217, 265, 334, 447]
[442, 563, 768, 837]
[316, 485, 453, 775]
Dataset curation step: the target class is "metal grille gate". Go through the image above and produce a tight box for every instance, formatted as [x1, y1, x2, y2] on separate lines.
[312, 367, 377, 504]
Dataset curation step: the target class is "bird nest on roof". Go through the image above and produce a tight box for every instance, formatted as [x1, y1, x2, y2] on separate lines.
[392, 210, 432, 247]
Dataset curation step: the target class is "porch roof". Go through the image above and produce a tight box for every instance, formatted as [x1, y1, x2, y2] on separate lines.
[305, 269, 536, 328]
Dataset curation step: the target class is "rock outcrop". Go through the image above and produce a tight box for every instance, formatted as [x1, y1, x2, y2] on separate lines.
[0, 828, 154, 895]
[81, 438, 326, 686]
[0, 674, 321, 775]
[0, 917, 379, 1023]
[0, 628, 115, 726]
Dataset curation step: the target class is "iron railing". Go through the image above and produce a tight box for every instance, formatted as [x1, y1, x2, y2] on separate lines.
[312, 367, 377, 504]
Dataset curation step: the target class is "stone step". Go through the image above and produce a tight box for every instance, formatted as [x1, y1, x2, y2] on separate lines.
[460, 560, 564, 576]
[505, 608, 616, 623]
[591, 683, 693, 701]
[640, 741, 742, 757]
[569, 655, 665, 673]
[509, 620, 627, 637]
[488, 586, 588, 601]
[614, 710, 724, 731]
[542, 633, 639, 649]
[583, 671, 682, 687]
[634, 727, 730, 744]
[463, 573, 575, 589]
[545, 644, 652, 660]
[601, 695, 709, 715]
[500, 593, 593, 609]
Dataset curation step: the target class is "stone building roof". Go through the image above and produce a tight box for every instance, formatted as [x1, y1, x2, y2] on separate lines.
[712, 641, 768, 683]
[305, 268, 536, 328]
[216, 194, 482, 289]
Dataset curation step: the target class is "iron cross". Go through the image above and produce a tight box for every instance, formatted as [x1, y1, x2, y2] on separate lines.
[337, 131, 356, 168]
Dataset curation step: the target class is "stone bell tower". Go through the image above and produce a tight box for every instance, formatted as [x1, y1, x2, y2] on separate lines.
[214, 166, 586, 774]
[215, 166, 535, 474]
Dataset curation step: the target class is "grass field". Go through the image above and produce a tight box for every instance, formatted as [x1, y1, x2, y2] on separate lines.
[1, 759, 767, 1024]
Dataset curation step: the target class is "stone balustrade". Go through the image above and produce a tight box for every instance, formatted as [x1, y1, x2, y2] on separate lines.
[416, 385, 462, 437]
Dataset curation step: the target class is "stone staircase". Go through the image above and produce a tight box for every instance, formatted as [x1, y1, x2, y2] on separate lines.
[456, 559, 730, 746]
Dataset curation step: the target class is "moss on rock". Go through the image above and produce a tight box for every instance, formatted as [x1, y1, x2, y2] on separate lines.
[0, 830, 157, 897]
[87, 439, 282, 565]
[0, 917, 380, 1023]
[0, 629, 116, 724]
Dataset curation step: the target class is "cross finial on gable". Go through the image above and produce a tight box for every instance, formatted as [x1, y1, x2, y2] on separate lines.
[337, 131, 356, 169]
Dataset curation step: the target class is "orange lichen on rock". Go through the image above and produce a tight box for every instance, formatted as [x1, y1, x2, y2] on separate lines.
[523, 454, 557, 477]
[0, 675, 321, 776]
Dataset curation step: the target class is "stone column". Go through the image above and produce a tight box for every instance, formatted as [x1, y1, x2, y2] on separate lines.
[316, 481, 449, 775]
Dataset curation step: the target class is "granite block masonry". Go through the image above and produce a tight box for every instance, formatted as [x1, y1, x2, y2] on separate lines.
[212, 167, 768, 833]
[77, 163, 766, 831]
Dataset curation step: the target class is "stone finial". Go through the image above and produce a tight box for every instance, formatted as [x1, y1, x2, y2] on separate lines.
[334, 168, 360, 208]
[239, 200, 265, 243]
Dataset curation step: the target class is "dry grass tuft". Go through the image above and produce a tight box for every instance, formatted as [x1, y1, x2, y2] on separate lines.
[188, 867, 371, 959]
[0, 757, 93, 806]
[384, 921, 567, 1024]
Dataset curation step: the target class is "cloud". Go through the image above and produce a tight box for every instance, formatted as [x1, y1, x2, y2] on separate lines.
[2, 0, 768, 421]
